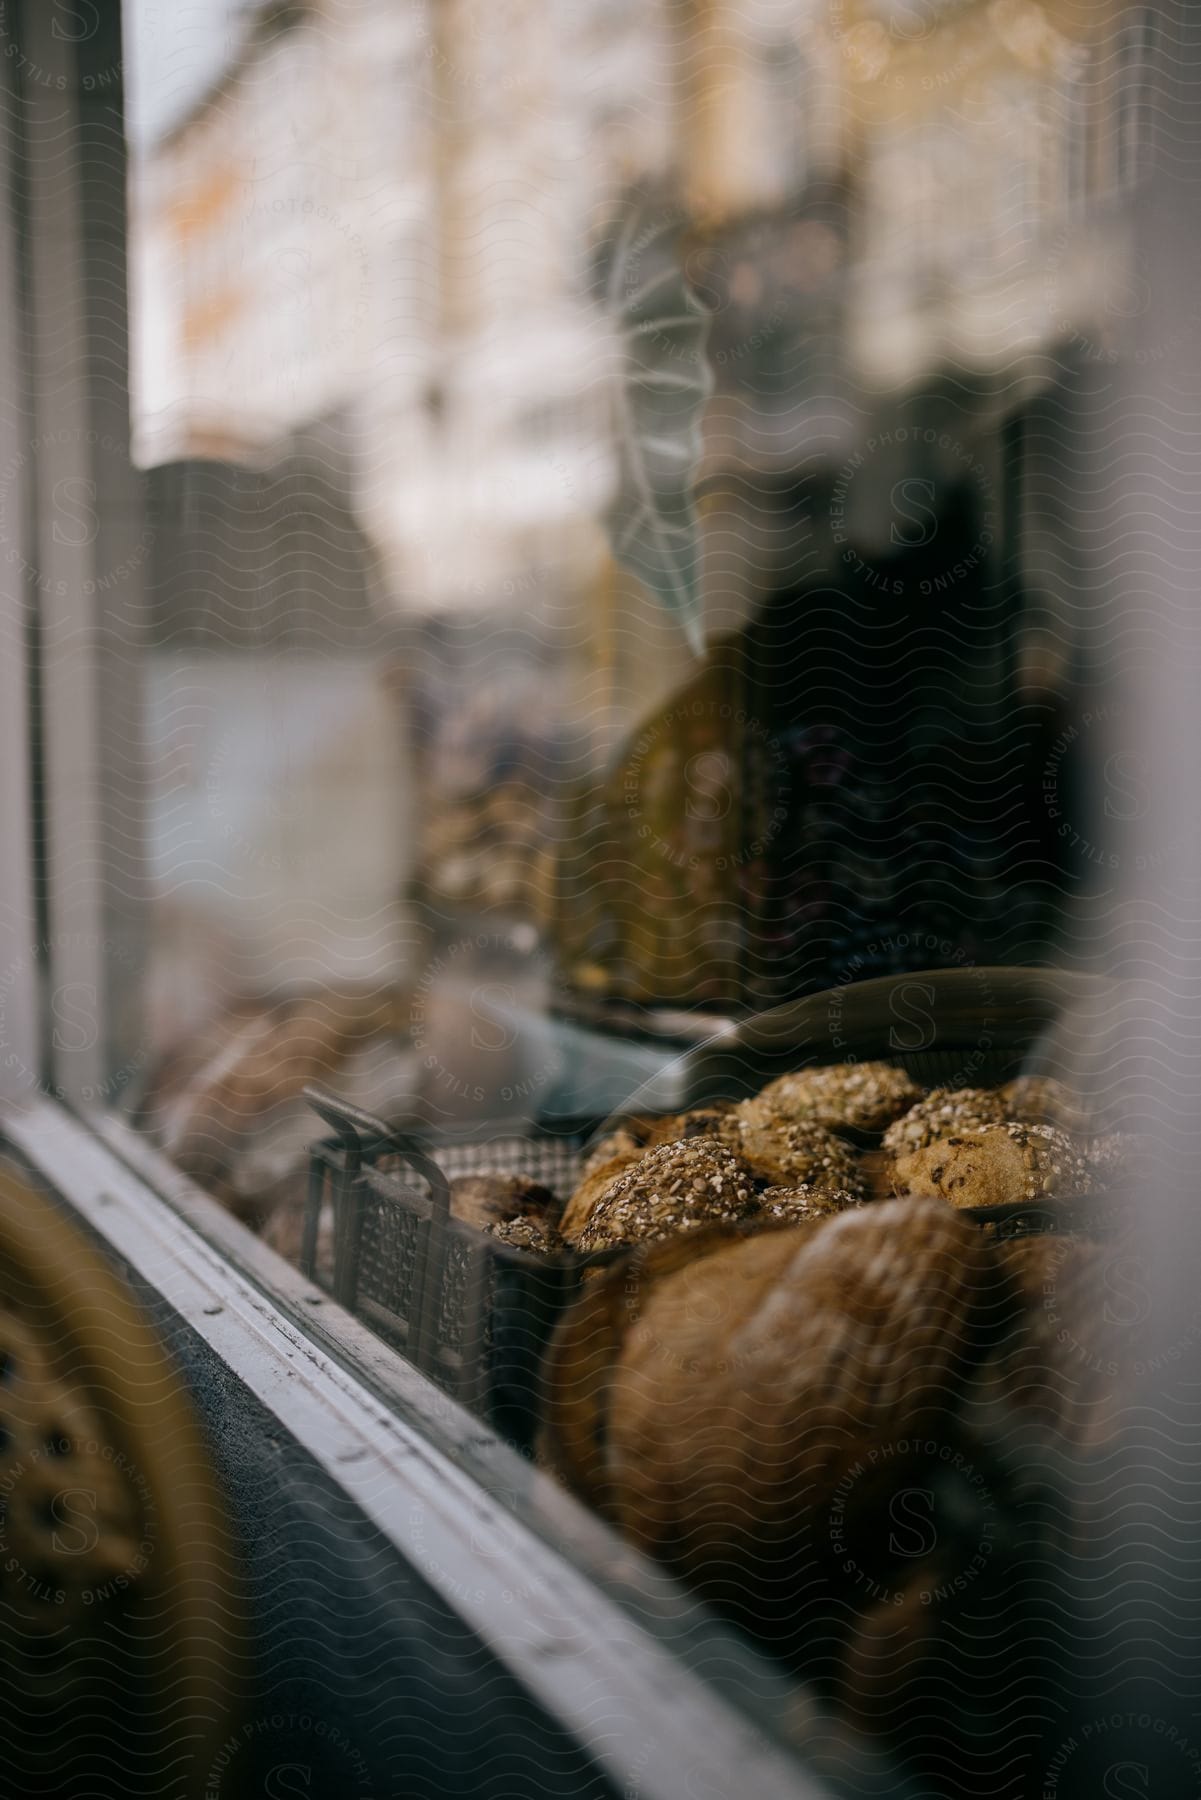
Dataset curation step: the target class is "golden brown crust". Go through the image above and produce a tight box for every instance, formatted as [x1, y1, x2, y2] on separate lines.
[756, 1061, 922, 1134]
[555, 1199, 1004, 1645]
[894, 1121, 1092, 1208]
[578, 1122, 657, 1179]
[755, 1184, 864, 1222]
[719, 1102, 866, 1193]
[881, 1086, 1008, 1160]
[644, 1103, 736, 1147]
[559, 1153, 643, 1240]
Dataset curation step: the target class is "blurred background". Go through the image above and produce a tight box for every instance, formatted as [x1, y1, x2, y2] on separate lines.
[98, 0, 1171, 1233]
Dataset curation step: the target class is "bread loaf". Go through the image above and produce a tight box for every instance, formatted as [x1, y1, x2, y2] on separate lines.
[543, 1198, 1007, 1659]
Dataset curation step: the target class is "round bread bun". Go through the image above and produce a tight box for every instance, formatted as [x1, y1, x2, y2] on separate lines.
[572, 1137, 759, 1252]
[893, 1121, 1092, 1209]
[882, 1086, 1008, 1160]
[559, 1153, 643, 1240]
[755, 1184, 864, 1223]
[755, 1061, 922, 1134]
[719, 1103, 866, 1195]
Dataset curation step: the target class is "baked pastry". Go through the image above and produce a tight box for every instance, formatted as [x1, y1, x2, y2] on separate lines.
[755, 1061, 922, 1134]
[719, 1103, 866, 1195]
[755, 1184, 863, 1222]
[488, 1214, 564, 1255]
[559, 1153, 642, 1240]
[834, 1228, 1126, 1774]
[543, 1197, 1005, 1660]
[997, 1075, 1092, 1135]
[881, 1086, 1007, 1160]
[571, 1137, 758, 1252]
[577, 1107, 732, 1182]
[894, 1121, 1091, 1208]
[449, 1173, 561, 1233]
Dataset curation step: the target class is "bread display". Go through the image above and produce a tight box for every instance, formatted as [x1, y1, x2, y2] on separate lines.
[545, 1058, 1116, 1261]
[755, 1060, 922, 1134]
[893, 1121, 1092, 1209]
[571, 1137, 760, 1253]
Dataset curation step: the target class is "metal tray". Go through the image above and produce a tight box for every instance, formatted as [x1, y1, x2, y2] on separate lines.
[302, 967, 1117, 1447]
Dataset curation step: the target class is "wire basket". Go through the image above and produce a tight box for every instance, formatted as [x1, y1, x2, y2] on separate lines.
[301, 1094, 608, 1447]
[302, 967, 1117, 1445]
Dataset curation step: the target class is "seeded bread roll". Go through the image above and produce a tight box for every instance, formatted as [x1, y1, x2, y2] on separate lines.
[882, 1086, 1008, 1160]
[755, 1061, 922, 1134]
[572, 1137, 758, 1252]
[894, 1121, 1091, 1209]
[449, 1173, 561, 1233]
[579, 1108, 734, 1183]
[997, 1075, 1092, 1135]
[560, 1153, 642, 1240]
[755, 1184, 864, 1223]
[719, 1103, 866, 1196]
[488, 1214, 565, 1255]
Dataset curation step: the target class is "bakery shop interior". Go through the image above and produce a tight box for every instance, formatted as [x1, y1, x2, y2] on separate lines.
[0, 2, 1197, 1796]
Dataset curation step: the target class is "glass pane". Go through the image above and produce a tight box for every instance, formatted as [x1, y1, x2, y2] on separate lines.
[9, 0, 1173, 1785]
[117, 3, 1150, 1192]
[114, 8, 1151, 1177]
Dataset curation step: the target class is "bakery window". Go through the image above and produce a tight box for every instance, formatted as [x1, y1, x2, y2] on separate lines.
[1, 2, 1198, 1797]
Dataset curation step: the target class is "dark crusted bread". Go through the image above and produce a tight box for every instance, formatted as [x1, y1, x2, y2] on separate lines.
[570, 1137, 759, 1252]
